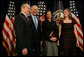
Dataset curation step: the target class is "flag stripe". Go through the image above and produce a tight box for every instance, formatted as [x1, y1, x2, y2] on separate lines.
[4, 15, 13, 35]
[11, 18, 16, 42]
[73, 17, 83, 35]
[3, 39, 11, 56]
[6, 15, 13, 30]
[72, 14, 83, 35]
[76, 25, 83, 36]
[77, 30, 83, 40]
[2, 27, 12, 47]
[73, 17, 83, 37]
[79, 41, 83, 51]
[76, 23, 83, 33]
[2, 32, 12, 52]
[75, 18, 82, 30]
[4, 19, 13, 36]
[72, 13, 80, 25]
[3, 22, 13, 41]
[78, 36, 83, 45]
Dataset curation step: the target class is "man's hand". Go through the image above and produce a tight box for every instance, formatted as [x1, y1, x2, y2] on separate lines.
[22, 48, 28, 56]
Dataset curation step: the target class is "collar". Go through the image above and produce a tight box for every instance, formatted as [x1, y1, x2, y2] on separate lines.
[21, 12, 27, 17]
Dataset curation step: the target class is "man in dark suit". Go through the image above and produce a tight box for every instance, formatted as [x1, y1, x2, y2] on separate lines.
[29, 5, 42, 56]
[14, 3, 33, 56]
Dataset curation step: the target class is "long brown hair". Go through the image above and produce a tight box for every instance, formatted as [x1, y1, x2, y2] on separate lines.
[45, 10, 53, 21]
[64, 8, 73, 20]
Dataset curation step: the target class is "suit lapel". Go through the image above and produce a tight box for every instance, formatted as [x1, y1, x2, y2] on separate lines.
[29, 15, 36, 30]
[29, 15, 39, 31]
[20, 13, 29, 24]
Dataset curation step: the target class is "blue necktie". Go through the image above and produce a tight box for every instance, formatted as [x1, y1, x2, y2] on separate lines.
[34, 16, 38, 30]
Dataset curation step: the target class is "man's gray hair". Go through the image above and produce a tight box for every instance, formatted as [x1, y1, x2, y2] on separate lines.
[31, 5, 38, 9]
[21, 3, 30, 11]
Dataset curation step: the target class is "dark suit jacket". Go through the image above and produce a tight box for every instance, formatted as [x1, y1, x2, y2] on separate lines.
[14, 13, 33, 54]
[29, 15, 41, 49]
[42, 20, 59, 42]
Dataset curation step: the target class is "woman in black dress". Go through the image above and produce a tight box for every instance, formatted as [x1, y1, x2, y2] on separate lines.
[42, 10, 59, 56]
[59, 8, 79, 56]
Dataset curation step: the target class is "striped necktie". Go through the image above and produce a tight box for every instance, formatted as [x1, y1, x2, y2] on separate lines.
[34, 16, 38, 30]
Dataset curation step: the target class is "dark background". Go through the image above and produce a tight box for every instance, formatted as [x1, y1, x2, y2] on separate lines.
[0, 0, 84, 56]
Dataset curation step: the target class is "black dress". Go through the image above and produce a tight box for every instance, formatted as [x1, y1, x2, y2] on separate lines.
[59, 20, 77, 56]
[42, 20, 59, 42]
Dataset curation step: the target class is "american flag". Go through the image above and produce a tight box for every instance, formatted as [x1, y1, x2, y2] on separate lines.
[2, 1, 16, 56]
[37, 1, 46, 18]
[70, 1, 83, 51]
[37, 1, 46, 24]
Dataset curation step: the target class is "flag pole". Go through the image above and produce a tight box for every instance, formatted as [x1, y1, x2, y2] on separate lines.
[10, 1, 11, 19]
[9, 1, 12, 56]
[9, 1, 12, 28]
[58, 0, 61, 20]
[70, 1, 72, 11]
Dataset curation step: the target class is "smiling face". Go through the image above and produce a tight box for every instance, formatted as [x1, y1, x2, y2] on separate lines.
[64, 10, 69, 18]
[31, 5, 38, 16]
[63, 9, 72, 19]
[47, 11, 52, 20]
